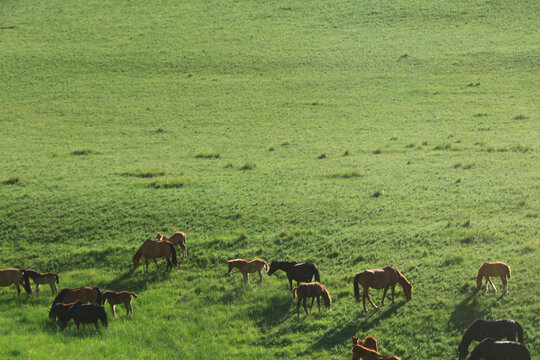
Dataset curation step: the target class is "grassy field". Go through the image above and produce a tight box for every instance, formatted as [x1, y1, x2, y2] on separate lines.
[1, 0, 539, 358]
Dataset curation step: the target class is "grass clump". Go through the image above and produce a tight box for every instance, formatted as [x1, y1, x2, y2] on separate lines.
[372, 147, 382, 154]
[281, 137, 291, 146]
[317, 153, 327, 159]
[239, 162, 256, 170]
[328, 170, 362, 179]
[195, 151, 220, 159]
[150, 177, 190, 189]
[122, 168, 165, 178]
[268, 144, 275, 152]
[71, 148, 94, 156]
[343, 147, 351, 156]
[2, 177, 20, 185]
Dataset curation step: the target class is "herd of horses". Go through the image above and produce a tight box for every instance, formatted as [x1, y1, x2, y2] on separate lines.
[0, 229, 532, 359]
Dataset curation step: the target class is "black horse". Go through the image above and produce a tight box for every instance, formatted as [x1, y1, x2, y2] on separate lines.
[468, 338, 530, 360]
[267, 261, 320, 291]
[57, 301, 108, 330]
[458, 319, 524, 360]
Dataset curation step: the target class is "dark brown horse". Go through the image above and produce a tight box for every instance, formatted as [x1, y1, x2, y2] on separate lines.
[57, 301, 108, 330]
[157, 231, 187, 258]
[467, 338, 530, 360]
[291, 282, 331, 316]
[353, 266, 412, 312]
[133, 239, 177, 271]
[267, 261, 320, 291]
[458, 319, 524, 360]
[50, 286, 102, 311]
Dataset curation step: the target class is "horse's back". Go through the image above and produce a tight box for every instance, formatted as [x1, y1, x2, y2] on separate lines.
[0, 268, 22, 285]
[484, 341, 530, 360]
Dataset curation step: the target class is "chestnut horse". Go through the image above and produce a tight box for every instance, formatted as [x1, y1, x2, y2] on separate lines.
[133, 239, 177, 271]
[476, 262, 511, 294]
[352, 344, 401, 360]
[227, 258, 269, 283]
[458, 319, 524, 360]
[102, 290, 137, 317]
[468, 338, 530, 360]
[291, 282, 331, 316]
[0, 268, 32, 295]
[50, 286, 102, 311]
[353, 266, 412, 312]
[352, 336, 379, 352]
[23, 269, 59, 295]
[157, 231, 187, 258]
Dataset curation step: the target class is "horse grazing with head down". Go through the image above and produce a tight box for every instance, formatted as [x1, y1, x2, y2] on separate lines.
[467, 338, 530, 360]
[157, 231, 187, 258]
[133, 239, 177, 271]
[458, 319, 524, 360]
[57, 301, 108, 330]
[476, 262, 511, 294]
[291, 282, 331, 316]
[352, 344, 401, 360]
[352, 336, 378, 352]
[267, 261, 320, 291]
[0, 268, 32, 295]
[50, 286, 102, 311]
[353, 266, 412, 312]
[23, 269, 59, 295]
[227, 259, 268, 283]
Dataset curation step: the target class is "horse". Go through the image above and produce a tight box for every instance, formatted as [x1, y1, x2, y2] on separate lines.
[157, 231, 187, 258]
[0, 268, 32, 295]
[353, 266, 412, 312]
[476, 262, 511, 294]
[50, 286, 102, 311]
[467, 338, 530, 360]
[291, 282, 331, 316]
[59, 302, 108, 330]
[352, 336, 379, 352]
[102, 290, 137, 317]
[23, 269, 59, 295]
[352, 344, 401, 360]
[133, 239, 178, 271]
[458, 319, 524, 360]
[227, 258, 269, 283]
[267, 261, 320, 291]
[49, 301, 79, 324]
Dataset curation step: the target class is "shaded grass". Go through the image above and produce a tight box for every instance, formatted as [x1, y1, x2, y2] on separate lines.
[149, 177, 190, 189]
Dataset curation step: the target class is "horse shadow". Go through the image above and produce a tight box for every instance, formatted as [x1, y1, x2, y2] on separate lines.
[448, 291, 490, 332]
[98, 268, 172, 293]
[308, 301, 406, 352]
[250, 294, 292, 328]
[41, 318, 107, 337]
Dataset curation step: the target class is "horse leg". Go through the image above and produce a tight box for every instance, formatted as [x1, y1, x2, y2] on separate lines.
[124, 302, 130, 316]
[243, 273, 249, 284]
[483, 276, 489, 292]
[15, 283, 20, 295]
[36, 284, 40, 296]
[488, 277, 497, 292]
[381, 287, 388, 306]
[391, 284, 396, 305]
[49, 283, 56, 295]
[310, 297, 315, 311]
[501, 276, 508, 294]
[145, 258, 149, 272]
[365, 290, 378, 310]
[94, 321, 99, 330]
[258, 270, 263, 282]
[297, 297, 301, 316]
[317, 296, 321, 312]
[303, 297, 308, 315]
[110, 304, 116, 317]
[153, 258, 159, 269]
[288, 277, 293, 292]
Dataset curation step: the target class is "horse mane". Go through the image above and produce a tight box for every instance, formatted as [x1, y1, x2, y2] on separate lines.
[133, 240, 151, 262]
[168, 242, 178, 266]
[55, 274, 59, 284]
[320, 285, 332, 307]
[395, 268, 412, 288]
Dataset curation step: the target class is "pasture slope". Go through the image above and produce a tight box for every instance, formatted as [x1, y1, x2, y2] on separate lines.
[1, 0, 539, 359]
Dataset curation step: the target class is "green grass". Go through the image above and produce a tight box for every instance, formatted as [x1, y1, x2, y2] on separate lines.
[1, 0, 539, 358]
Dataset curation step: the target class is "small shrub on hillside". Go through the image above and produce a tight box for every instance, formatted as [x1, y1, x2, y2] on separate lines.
[343, 147, 350, 156]
[155, 128, 166, 133]
[328, 170, 362, 179]
[195, 151, 220, 159]
[239, 162, 255, 170]
[372, 189, 383, 198]
[317, 153, 327, 159]
[2, 177, 20, 185]
[405, 143, 415, 148]
[474, 113, 488, 117]
[150, 177, 190, 189]
[71, 148, 94, 156]
[224, 163, 234, 168]
[122, 168, 165, 178]
[268, 144, 275, 152]
[513, 113, 529, 120]
[372, 147, 382, 154]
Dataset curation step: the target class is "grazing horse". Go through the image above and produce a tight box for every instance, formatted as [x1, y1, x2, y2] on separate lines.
[157, 231, 187, 258]
[353, 266, 412, 312]
[476, 262, 511, 294]
[291, 282, 331, 316]
[59, 302, 108, 330]
[49, 301, 79, 324]
[468, 338, 530, 360]
[352, 336, 379, 352]
[102, 290, 137, 317]
[267, 261, 320, 291]
[458, 319, 524, 360]
[51, 286, 102, 311]
[227, 258, 269, 283]
[133, 239, 178, 271]
[352, 345, 401, 360]
[23, 269, 59, 295]
[0, 268, 32, 295]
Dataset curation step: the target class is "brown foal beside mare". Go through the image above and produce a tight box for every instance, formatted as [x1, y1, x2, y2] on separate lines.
[476, 261, 511, 294]
[133, 239, 178, 271]
[292, 281, 332, 316]
[102, 290, 137, 317]
[23, 269, 59, 295]
[227, 259, 269, 283]
[0, 268, 32, 295]
[352, 344, 401, 360]
[157, 231, 187, 258]
[352, 336, 379, 352]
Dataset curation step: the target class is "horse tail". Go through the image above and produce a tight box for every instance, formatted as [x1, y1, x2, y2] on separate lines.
[95, 287, 102, 305]
[353, 273, 361, 302]
[263, 260, 269, 272]
[21, 270, 32, 294]
[313, 265, 320, 283]
[516, 320, 524, 343]
[55, 274, 59, 284]
[506, 264, 511, 279]
[128, 292, 137, 298]
[169, 242, 178, 266]
[292, 287, 298, 298]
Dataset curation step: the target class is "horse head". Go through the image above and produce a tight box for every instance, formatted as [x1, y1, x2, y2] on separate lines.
[227, 261, 234, 274]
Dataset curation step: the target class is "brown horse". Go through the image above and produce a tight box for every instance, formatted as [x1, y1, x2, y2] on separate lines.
[133, 239, 178, 271]
[352, 344, 401, 360]
[157, 231, 187, 258]
[0, 268, 32, 295]
[50, 286, 102, 311]
[23, 269, 59, 295]
[291, 282, 332, 316]
[353, 266, 413, 312]
[476, 262, 511, 294]
[102, 290, 137, 317]
[227, 258, 269, 283]
[49, 301, 79, 323]
[352, 336, 379, 352]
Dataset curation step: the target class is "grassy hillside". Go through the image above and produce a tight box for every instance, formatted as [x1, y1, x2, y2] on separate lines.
[1, 0, 539, 358]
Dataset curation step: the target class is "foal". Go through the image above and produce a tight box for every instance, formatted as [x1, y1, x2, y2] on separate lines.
[102, 290, 137, 317]
[291, 282, 331, 316]
[227, 259, 269, 283]
[157, 231, 187, 258]
[352, 336, 379, 352]
[476, 262, 511, 294]
[23, 269, 59, 295]
[352, 345, 401, 360]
